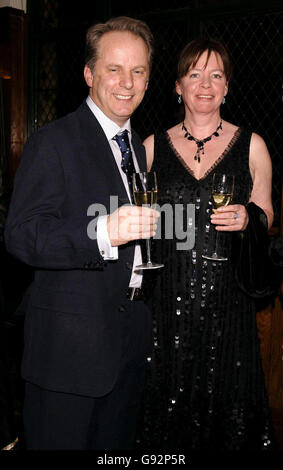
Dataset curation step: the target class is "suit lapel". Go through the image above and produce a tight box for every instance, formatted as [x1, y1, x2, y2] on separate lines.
[75, 101, 146, 205]
[76, 102, 129, 204]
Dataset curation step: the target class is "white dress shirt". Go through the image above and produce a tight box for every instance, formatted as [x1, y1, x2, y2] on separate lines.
[86, 96, 142, 288]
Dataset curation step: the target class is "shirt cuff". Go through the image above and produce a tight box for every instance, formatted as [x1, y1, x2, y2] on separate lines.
[97, 215, 118, 260]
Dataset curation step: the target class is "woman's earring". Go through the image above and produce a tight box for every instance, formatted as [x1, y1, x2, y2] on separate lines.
[222, 96, 226, 105]
[178, 94, 182, 104]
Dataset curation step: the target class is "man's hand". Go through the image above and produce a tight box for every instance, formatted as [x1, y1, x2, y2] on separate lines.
[107, 205, 159, 247]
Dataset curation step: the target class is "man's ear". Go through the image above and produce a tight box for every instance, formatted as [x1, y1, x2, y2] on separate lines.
[84, 65, 93, 87]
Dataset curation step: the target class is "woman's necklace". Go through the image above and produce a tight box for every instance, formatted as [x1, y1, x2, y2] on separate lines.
[182, 119, 223, 163]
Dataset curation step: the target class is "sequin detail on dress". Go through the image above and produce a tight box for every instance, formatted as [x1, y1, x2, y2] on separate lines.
[136, 128, 277, 451]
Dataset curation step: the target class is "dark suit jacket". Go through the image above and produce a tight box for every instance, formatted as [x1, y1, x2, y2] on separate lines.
[4, 100, 147, 397]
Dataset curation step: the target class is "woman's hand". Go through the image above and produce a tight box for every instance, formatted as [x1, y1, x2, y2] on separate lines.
[210, 132, 273, 232]
[210, 204, 249, 231]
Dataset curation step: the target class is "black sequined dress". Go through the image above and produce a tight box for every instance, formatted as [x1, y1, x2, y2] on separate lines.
[136, 128, 276, 450]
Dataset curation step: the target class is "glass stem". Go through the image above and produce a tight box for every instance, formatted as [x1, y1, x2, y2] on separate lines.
[214, 228, 219, 255]
[146, 239, 152, 264]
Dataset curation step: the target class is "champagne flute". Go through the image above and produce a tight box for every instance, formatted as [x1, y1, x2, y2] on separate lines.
[202, 173, 235, 261]
[132, 171, 164, 270]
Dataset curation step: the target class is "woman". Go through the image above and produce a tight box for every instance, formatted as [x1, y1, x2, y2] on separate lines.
[136, 39, 276, 450]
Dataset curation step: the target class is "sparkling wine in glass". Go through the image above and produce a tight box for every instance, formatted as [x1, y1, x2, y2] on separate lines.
[132, 171, 164, 270]
[202, 173, 235, 262]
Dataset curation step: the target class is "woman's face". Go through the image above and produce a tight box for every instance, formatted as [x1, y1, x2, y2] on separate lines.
[176, 50, 228, 116]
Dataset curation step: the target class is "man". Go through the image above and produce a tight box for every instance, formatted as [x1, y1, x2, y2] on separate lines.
[4, 16, 158, 450]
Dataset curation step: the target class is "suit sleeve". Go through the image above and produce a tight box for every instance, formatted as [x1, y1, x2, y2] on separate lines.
[4, 129, 105, 270]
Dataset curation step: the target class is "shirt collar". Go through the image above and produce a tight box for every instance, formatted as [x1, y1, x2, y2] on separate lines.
[86, 96, 132, 141]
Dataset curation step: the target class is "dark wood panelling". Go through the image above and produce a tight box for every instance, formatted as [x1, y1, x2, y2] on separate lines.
[0, 7, 27, 189]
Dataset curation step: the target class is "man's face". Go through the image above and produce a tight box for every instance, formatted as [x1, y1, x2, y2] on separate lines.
[84, 31, 150, 126]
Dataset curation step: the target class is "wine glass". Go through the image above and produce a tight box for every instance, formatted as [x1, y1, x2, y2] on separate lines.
[202, 173, 235, 262]
[132, 171, 164, 270]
